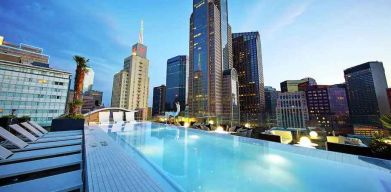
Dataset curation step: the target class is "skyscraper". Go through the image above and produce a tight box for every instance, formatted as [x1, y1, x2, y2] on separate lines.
[0, 36, 71, 126]
[165, 55, 188, 112]
[188, 0, 237, 124]
[264, 86, 278, 122]
[83, 67, 94, 93]
[222, 69, 240, 126]
[232, 32, 265, 127]
[344, 61, 390, 127]
[111, 22, 150, 110]
[152, 85, 166, 116]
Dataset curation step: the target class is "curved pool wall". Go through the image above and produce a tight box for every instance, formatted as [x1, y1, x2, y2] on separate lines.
[99, 122, 391, 192]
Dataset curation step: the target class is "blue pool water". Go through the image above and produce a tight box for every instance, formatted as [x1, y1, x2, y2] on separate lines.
[102, 122, 391, 192]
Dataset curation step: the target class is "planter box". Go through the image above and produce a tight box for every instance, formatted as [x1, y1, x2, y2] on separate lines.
[51, 119, 85, 132]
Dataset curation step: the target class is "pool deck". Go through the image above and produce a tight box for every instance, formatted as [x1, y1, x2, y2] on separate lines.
[84, 126, 175, 192]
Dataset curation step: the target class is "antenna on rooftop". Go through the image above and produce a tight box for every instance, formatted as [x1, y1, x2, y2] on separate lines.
[138, 20, 144, 44]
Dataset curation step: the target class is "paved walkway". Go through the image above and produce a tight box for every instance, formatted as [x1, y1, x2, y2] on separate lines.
[85, 127, 174, 192]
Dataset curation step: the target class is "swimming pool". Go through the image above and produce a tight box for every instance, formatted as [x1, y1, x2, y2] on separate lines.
[100, 122, 390, 192]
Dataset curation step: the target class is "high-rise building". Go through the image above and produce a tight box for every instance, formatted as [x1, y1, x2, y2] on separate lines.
[280, 77, 317, 93]
[152, 85, 166, 116]
[165, 55, 188, 112]
[387, 88, 391, 111]
[232, 32, 265, 127]
[276, 92, 309, 128]
[0, 37, 71, 126]
[299, 84, 350, 134]
[188, 0, 237, 124]
[83, 67, 94, 93]
[222, 69, 240, 126]
[344, 61, 390, 127]
[264, 86, 278, 122]
[111, 22, 150, 111]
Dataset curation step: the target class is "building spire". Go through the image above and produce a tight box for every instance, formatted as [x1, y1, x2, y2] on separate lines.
[138, 20, 144, 44]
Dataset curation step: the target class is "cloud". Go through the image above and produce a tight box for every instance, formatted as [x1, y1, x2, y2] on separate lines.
[239, 1, 312, 37]
[264, 1, 312, 37]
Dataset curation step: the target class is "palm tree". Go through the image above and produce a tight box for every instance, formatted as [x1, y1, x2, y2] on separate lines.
[69, 55, 89, 116]
[380, 114, 391, 129]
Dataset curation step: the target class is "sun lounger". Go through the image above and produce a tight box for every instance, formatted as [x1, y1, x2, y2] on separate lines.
[28, 121, 82, 137]
[0, 145, 81, 164]
[19, 123, 82, 142]
[113, 112, 124, 123]
[0, 126, 81, 152]
[0, 170, 83, 192]
[125, 111, 135, 122]
[20, 122, 44, 137]
[7, 125, 81, 144]
[99, 111, 110, 124]
[0, 153, 82, 179]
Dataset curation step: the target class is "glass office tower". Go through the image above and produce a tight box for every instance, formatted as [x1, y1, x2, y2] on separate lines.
[344, 61, 390, 127]
[232, 32, 265, 127]
[152, 85, 166, 116]
[189, 0, 223, 119]
[165, 55, 188, 112]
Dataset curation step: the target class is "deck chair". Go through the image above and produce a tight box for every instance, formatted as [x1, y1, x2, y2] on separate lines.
[125, 112, 135, 122]
[99, 111, 110, 124]
[0, 127, 81, 152]
[0, 170, 83, 192]
[0, 153, 81, 179]
[28, 121, 82, 137]
[0, 145, 81, 164]
[20, 123, 82, 141]
[113, 112, 124, 123]
[9, 125, 81, 143]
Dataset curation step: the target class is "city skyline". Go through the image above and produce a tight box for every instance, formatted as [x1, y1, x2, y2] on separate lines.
[1, 0, 390, 106]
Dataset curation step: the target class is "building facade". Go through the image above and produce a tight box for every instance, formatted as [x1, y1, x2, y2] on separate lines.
[111, 25, 150, 111]
[152, 85, 166, 116]
[232, 32, 265, 127]
[276, 92, 309, 128]
[222, 69, 240, 126]
[280, 77, 317, 93]
[0, 38, 71, 126]
[264, 86, 278, 123]
[0, 36, 49, 64]
[344, 61, 390, 127]
[188, 0, 237, 124]
[299, 84, 350, 134]
[83, 67, 94, 93]
[165, 55, 188, 112]
[81, 90, 103, 114]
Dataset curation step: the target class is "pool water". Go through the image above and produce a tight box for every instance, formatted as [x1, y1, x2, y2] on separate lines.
[102, 122, 391, 192]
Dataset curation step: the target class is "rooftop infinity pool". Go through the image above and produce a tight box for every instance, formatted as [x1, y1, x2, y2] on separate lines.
[99, 122, 390, 192]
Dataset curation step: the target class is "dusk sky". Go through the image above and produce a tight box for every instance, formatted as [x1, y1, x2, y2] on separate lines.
[1, 0, 390, 106]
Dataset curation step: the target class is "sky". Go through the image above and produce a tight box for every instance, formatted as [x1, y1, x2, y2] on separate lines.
[1, 0, 390, 107]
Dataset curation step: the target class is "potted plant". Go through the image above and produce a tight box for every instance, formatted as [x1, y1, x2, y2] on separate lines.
[52, 56, 89, 131]
[0, 115, 17, 128]
[369, 114, 391, 160]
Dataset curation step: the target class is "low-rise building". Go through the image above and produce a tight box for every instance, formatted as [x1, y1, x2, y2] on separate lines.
[276, 92, 309, 128]
[0, 37, 71, 126]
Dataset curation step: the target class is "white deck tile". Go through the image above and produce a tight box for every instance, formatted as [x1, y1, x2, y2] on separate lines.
[85, 127, 176, 192]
